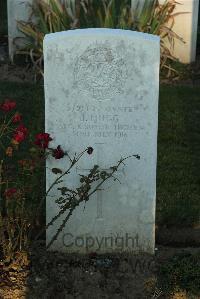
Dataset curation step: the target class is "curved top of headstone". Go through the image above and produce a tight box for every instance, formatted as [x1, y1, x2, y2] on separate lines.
[44, 28, 160, 43]
[44, 28, 159, 102]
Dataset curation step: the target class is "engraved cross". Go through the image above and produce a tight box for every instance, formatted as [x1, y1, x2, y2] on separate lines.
[76, 143, 108, 219]
[76, 143, 124, 220]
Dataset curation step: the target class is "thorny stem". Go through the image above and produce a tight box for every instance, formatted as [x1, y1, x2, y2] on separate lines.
[35, 200, 69, 241]
[36, 149, 87, 216]
[46, 208, 73, 249]
[46, 154, 140, 249]
[0, 115, 16, 139]
[45, 149, 87, 197]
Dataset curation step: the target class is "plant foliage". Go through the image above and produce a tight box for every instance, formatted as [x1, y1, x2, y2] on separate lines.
[16, 0, 185, 78]
[17, 0, 75, 77]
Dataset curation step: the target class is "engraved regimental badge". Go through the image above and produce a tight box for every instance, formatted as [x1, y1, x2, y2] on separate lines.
[74, 45, 127, 101]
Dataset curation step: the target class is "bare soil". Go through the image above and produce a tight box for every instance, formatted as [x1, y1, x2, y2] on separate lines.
[0, 64, 35, 83]
[0, 243, 200, 299]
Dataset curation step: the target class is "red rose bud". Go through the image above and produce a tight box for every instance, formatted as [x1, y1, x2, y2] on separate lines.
[15, 124, 28, 134]
[34, 133, 53, 149]
[12, 112, 22, 123]
[52, 145, 65, 159]
[1, 99, 16, 112]
[13, 132, 25, 143]
[87, 147, 94, 155]
[13, 124, 28, 143]
[4, 188, 17, 198]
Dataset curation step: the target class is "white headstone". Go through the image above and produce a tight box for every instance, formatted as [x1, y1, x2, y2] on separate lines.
[7, 0, 33, 61]
[44, 29, 160, 254]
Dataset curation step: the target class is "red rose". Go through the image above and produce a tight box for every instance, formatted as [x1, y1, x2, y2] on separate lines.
[12, 113, 22, 123]
[15, 124, 28, 135]
[34, 133, 52, 149]
[4, 188, 17, 198]
[13, 132, 25, 143]
[13, 124, 28, 143]
[1, 99, 16, 112]
[52, 145, 65, 159]
[87, 147, 94, 155]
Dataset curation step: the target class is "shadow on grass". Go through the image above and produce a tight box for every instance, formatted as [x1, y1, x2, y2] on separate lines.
[1, 81, 200, 298]
[157, 85, 200, 227]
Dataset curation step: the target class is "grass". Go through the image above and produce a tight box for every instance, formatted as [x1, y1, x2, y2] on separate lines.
[0, 81, 200, 227]
[158, 250, 200, 296]
[0, 81, 200, 297]
[157, 85, 200, 227]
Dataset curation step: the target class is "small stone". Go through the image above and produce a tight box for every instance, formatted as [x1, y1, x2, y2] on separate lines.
[35, 276, 42, 282]
[94, 258, 113, 267]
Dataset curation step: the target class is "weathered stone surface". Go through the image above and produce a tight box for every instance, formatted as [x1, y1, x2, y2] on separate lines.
[44, 28, 160, 254]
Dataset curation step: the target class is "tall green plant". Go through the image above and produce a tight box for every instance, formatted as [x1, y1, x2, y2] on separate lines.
[17, 0, 184, 78]
[17, 0, 75, 77]
[131, 0, 185, 75]
[77, 0, 132, 29]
